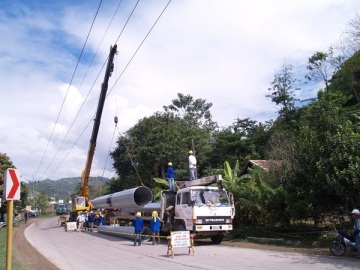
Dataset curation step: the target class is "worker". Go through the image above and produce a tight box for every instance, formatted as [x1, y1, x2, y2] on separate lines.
[188, 150, 197, 180]
[24, 211, 28, 224]
[150, 211, 161, 245]
[77, 212, 85, 232]
[97, 213, 103, 226]
[87, 211, 94, 232]
[132, 212, 144, 246]
[166, 162, 175, 191]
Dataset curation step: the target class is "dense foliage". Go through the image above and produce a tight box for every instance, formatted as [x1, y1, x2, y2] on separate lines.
[107, 15, 360, 228]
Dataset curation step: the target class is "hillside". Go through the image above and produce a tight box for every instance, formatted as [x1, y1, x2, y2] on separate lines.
[25, 176, 110, 200]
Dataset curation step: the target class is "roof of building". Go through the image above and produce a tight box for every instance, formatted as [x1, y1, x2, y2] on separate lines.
[240, 160, 283, 175]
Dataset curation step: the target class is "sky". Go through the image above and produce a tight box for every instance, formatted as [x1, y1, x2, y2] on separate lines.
[0, 0, 358, 183]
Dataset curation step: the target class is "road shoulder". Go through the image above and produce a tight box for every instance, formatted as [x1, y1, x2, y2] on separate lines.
[13, 218, 60, 270]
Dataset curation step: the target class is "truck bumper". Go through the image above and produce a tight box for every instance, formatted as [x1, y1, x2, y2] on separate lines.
[193, 224, 232, 231]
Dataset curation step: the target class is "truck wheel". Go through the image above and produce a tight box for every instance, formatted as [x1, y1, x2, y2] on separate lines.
[176, 224, 185, 231]
[211, 235, 224, 244]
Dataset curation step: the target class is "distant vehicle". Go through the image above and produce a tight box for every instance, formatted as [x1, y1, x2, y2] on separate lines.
[56, 203, 70, 215]
[30, 210, 38, 217]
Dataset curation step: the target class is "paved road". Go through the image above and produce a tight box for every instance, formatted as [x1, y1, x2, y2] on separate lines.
[25, 217, 360, 270]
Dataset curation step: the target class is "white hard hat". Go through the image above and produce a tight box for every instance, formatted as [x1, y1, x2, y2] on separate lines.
[351, 209, 360, 215]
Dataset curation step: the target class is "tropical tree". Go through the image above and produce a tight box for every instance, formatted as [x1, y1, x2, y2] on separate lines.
[305, 49, 339, 93]
[267, 62, 299, 123]
[110, 108, 213, 192]
[163, 93, 216, 130]
[33, 193, 50, 214]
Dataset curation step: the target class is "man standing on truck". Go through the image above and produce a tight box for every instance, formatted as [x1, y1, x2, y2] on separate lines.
[166, 162, 175, 191]
[188, 150, 197, 180]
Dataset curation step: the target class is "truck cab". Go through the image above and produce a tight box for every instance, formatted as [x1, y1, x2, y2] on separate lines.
[56, 203, 70, 215]
[160, 183, 235, 244]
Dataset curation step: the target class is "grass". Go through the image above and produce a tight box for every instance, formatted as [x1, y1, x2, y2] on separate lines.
[228, 226, 338, 249]
[0, 226, 28, 270]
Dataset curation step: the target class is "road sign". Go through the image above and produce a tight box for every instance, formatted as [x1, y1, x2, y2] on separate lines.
[4, 168, 21, 200]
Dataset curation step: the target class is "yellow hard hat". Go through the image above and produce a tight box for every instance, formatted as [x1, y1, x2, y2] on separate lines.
[168, 162, 172, 166]
[188, 150, 193, 155]
[136, 212, 141, 217]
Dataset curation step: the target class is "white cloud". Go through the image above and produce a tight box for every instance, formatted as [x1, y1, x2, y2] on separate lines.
[0, 0, 358, 181]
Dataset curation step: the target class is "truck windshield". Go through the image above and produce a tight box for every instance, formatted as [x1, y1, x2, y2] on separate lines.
[191, 190, 228, 206]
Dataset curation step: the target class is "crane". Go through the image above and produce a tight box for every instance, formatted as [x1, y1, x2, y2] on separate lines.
[69, 44, 118, 221]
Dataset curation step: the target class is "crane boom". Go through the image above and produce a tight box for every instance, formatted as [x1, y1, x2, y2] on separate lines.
[71, 44, 117, 216]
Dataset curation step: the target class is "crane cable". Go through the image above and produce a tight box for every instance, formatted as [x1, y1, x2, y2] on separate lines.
[116, 126, 144, 187]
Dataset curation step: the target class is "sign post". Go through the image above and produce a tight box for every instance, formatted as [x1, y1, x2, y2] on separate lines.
[4, 168, 21, 270]
[166, 231, 195, 258]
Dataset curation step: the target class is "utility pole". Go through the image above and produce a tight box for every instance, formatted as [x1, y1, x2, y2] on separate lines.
[191, 139, 197, 179]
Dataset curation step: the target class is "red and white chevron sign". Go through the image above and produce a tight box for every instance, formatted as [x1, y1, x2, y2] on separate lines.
[4, 168, 21, 200]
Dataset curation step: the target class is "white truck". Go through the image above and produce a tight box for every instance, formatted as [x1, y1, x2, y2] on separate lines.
[92, 175, 235, 244]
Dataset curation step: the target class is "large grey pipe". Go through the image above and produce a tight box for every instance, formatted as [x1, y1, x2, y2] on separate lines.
[121, 202, 161, 212]
[97, 226, 151, 241]
[91, 186, 153, 209]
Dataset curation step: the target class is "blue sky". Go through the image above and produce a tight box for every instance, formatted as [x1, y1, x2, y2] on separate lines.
[0, 0, 358, 182]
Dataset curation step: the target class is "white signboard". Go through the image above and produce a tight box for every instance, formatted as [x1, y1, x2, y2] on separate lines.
[171, 231, 190, 248]
[4, 168, 21, 200]
[66, 222, 77, 231]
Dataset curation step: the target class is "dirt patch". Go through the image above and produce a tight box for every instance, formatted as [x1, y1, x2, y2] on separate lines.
[12, 218, 59, 270]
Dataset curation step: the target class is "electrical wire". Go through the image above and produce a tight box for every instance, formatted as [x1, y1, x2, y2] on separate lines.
[44, 0, 172, 179]
[108, 0, 172, 97]
[41, 0, 124, 178]
[34, 0, 103, 180]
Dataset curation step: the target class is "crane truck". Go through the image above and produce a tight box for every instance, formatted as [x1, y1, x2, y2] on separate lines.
[92, 175, 235, 244]
[69, 44, 117, 222]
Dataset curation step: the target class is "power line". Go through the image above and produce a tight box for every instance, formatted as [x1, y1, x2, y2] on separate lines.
[33, 0, 103, 180]
[40, 0, 126, 178]
[43, 1, 140, 179]
[44, 0, 172, 179]
[108, 0, 172, 97]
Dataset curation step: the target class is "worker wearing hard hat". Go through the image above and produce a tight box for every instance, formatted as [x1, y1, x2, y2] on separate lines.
[188, 150, 197, 180]
[132, 212, 144, 246]
[150, 211, 161, 245]
[166, 162, 175, 191]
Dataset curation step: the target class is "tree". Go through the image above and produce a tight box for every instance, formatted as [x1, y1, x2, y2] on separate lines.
[208, 118, 269, 169]
[291, 91, 360, 215]
[330, 50, 360, 103]
[267, 62, 298, 123]
[340, 13, 360, 57]
[163, 93, 216, 130]
[110, 110, 213, 192]
[0, 153, 16, 219]
[305, 49, 338, 93]
[34, 193, 50, 214]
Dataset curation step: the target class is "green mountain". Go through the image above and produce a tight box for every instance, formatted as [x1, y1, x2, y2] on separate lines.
[26, 176, 110, 200]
